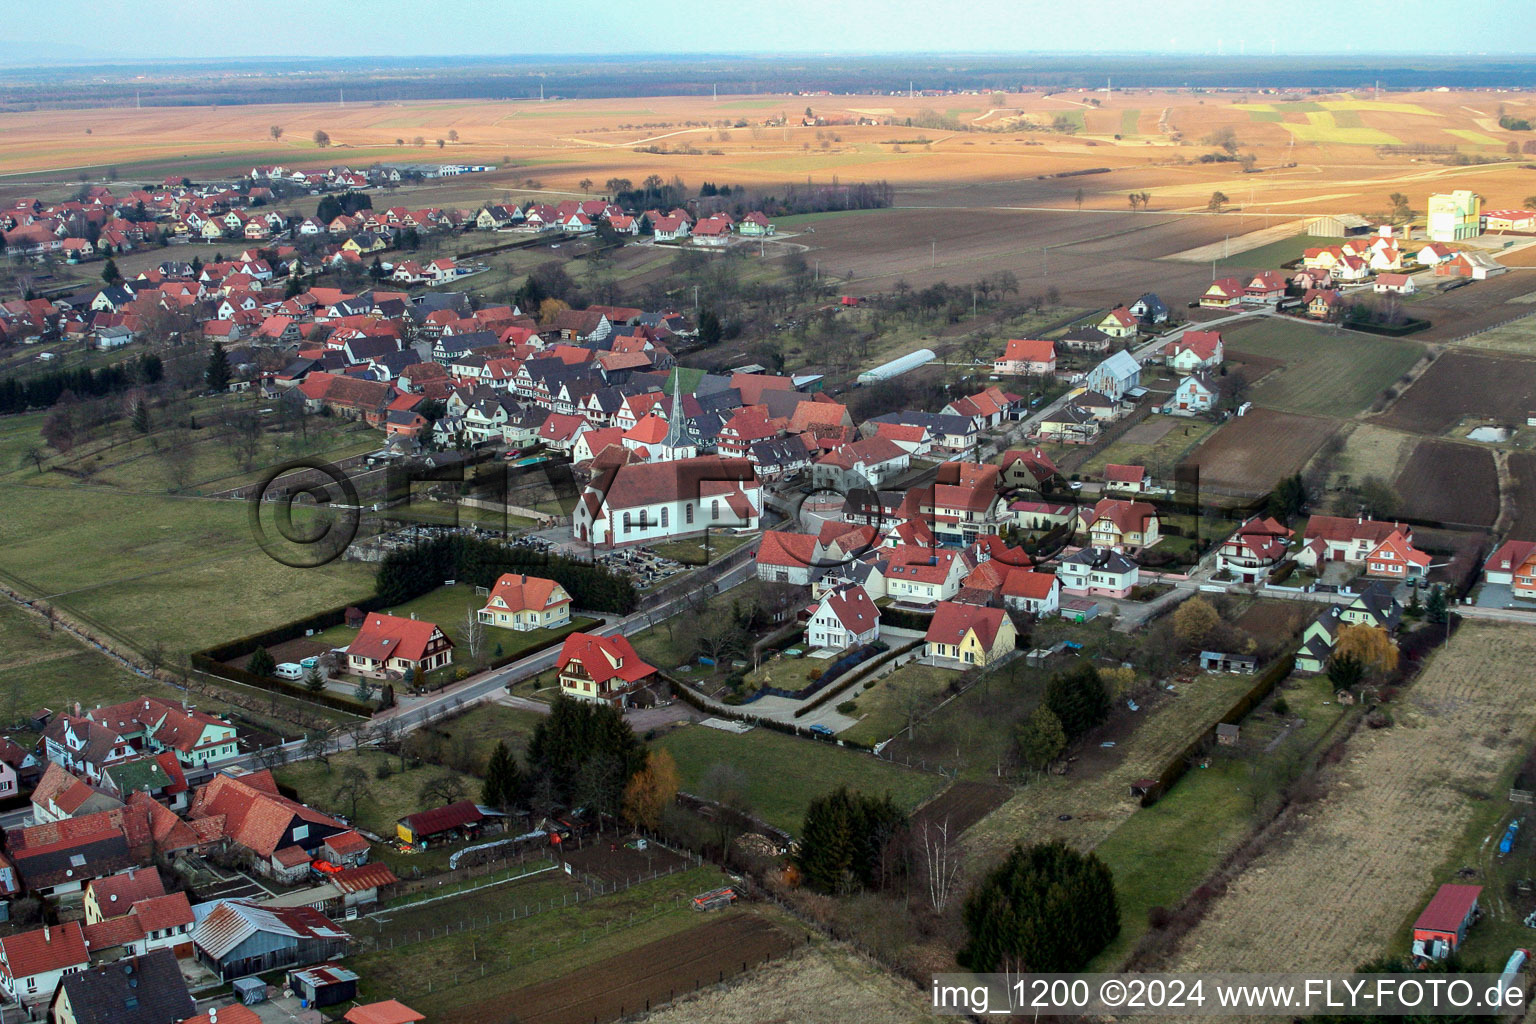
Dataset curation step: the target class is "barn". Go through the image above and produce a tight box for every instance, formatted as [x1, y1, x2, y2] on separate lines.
[1411, 884, 1481, 960]
[1306, 214, 1372, 238]
[287, 964, 358, 1008]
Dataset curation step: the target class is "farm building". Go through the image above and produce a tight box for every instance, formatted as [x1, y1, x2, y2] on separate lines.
[1215, 723, 1240, 746]
[857, 348, 935, 384]
[1483, 209, 1536, 232]
[395, 801, 486, 848]
[191, 901, 350, 981]
[1411, 884, 1481, 959]
[1201, 652, 1257, 674]
[1305, 213, 1372, 237]
[287, 964, 358, 1007]
[1427, 191, 1482, 242]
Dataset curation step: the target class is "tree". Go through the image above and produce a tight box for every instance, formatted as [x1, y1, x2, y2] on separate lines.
[1267, 473, 1307, 521]
[958, 840, 1119, 972]
[461, 606, 486, 665]
[917, 817, 964, 913]
[270, 125, 283, 140]
[1207, 191, 1230, 213]
[419, 771, 467, 808]
[482, 740, 523, 812]
[1333, 623, 1399, 677]
[204, 342, 230, 393]
[696, 308, 723, 346]
[412, 136, 425, 148]
[246, 647, 276, 677]
[435, 138, 445, 149]
[101, 258, 121, 284]
[1128, 192, 1142, 212]
[578, 178, 593, 192]
[448, 130, 459, 142]
[1388, 192, 1413, 223]
[797, 787, 907, 895]
[1355, 476, 1399, 519]
[1173, 596, 1220, 650]
[304, 663, 326, 693]
[1044, 663, 1109, 739]
[313, 129, 331, 148]
[130, 400, 151, 435]
[1426, 584, 1448, 625]
[353, 678, 373, 703]
[525, 696, 645, 809]
[301, 730, 331, 769]
[622, 749, 680, 831]
[1015, 705, 1067, 770]
[333, 764, 371, 820]
[1327, 653, 1364, 693]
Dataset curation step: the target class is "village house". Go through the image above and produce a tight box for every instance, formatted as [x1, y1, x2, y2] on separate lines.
[755, 531, 819, 585]
[1304, 288, 1342, 320]
[1000, 568, 1060, 617]
[1162, 330, 1223, 371]
[1079, 498, 1160, 550]
[999, 448, 1061, 490]
[1163, 372, 1221, 416]
[1296, 515, 1426, 575]
[572, 457, 761, 549]
[1244, 271, 1288, 303]
[924, 602, 1016, 667]
[812, 437, 910, 490]
[1056, 547, 1139, 599]
[1373, 273, 1416, 295]
[345, 613, 453, 680]
[49, 949, 194, 1024]
[0, 922, 89, 1006]
[1102, 463, 1149, 494]
[1484, 539, 1536, 600]
[1199, 277, 1246, 308]
[188, 770, 362, 882]
[477, 574, 572, 632]
[1010, 499, 1076, 532]
[882, 546, 970, 605]
[1083, 350, 1141, 403]
[1128, 293, 1168, 324]
[993, 338, 1056, 376]
[1435, 250, 1506, 280]
[1036, 404, 1099, 443]
[1216, 515, 1294, 583]
[555, 632, 657, 707]
[1095, 307, 1139, 339]
[806, 584, 881, 650]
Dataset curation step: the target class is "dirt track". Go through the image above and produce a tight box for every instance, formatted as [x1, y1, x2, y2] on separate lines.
[443, 912, 800, 1024]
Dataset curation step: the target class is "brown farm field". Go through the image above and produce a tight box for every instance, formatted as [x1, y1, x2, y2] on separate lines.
[1180, 408, 1339, 497]
[1375, 350, 1536, 435]
[1391, 439, 1500, 528]
[1161, 622, 1536, 972]
[1508, 452, 1536, 538]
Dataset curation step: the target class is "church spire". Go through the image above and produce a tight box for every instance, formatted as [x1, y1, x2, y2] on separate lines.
[662, 370, 690, 450]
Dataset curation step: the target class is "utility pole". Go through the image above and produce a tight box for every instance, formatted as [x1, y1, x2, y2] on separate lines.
[339, 88, 344, 107]
[931, 240, 935, 268]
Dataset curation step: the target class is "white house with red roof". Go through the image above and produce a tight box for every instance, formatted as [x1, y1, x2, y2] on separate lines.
[756, 532, 818, 585]
[1296, 515, 1425, 574]
[1365, 530, 1431, 580]
[1244, 271, 1287, 303]
[691, 216, 732, 247]
[1102, 464, 1149, 494]
[1485, 539, 1536, 600]
[556, 633, 656, 707]
[1415, 242, 1456, 266]
[1216, 515, 1294, 583]
[1373, 273, 1416, 295]
[1162, 330, 1223, 371]
[1079, 498, 1160, 550]
[882, 546, 970, 605]
[993, 338, 1056, 376]
[345, 613, 453, 680]
[572, 458, 761, 549]
[806, 584, 880, 651]
[1056, 546, 1138, 599]
[0, 922, 88, 1005]
[1001, 568, 1060, 617]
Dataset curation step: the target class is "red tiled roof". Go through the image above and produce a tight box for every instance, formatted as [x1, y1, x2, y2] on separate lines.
[181, 1005, 262, 1024]
[332, 864, 398, 894]
[0, 922, 87, 979]
[130, 891, 194, 933]
[556, 633, 656, 686]
[88, 867, 165, 910]
[400, 801, 483, 838]
[1002, 568, 1057, 600]
[757, 531, 816, 569]
[1103, 464, 1146, 484]
[926, 601, 1007, 650]
[348, 613, 446, 665]
[998, 338, 1055, 364]
[1414, 884, 1480, 933]
[323, 830, 370, 856]
[483, 574, 568, 617]
[188, 772, 341, 858]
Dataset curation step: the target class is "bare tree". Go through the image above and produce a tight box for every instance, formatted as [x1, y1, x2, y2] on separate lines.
[333, 764, 371, 820]
[918, 817, 963, 913]
[461, 606, 486, 665]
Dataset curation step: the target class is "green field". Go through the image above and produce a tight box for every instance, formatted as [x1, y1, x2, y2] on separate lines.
[1278, 122, 1401, 146]
[1119, 109, 1141, 136]
[1223, 317, 1424, 418]
[1079, 418, 1219, 479]
[1445, 129, 1503, 146]
[0, 484, 373, 658]
[1216, 234, 1344, 269]
[839, 662, 958, 746]
[652, 723, 945, 834]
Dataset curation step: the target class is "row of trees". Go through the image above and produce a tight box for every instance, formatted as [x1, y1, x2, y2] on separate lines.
[0, 353, 164, 415]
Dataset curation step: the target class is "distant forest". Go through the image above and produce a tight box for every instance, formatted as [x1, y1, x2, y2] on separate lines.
[5, 55, 1536, 110]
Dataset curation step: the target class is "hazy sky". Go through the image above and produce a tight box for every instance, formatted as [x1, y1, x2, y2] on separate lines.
[17, 0, 1536, 59]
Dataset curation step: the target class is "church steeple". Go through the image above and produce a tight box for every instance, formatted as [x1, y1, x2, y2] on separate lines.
[661, 370, 690, 450]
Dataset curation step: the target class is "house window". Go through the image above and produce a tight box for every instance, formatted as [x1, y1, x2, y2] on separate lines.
[661, 507, 669, 528]
[639, 510, 649, 529]
[711, 500, 720, 521]
[685, 504, 694, 524]
[622, 511, 631, 534]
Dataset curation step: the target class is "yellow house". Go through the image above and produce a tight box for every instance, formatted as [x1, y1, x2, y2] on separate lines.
[924, 602, 1018, 667]
[1096, 307, 1139, 338]
[477, 573, 572, 631]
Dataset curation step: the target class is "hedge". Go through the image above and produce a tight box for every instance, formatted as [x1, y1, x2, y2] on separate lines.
[740, 642, 886, 705]
[879, 606, 935, 631]
[793, 639, 924, 718]
[189, 651, 375, 715]
[1140, 651, 1295, 806]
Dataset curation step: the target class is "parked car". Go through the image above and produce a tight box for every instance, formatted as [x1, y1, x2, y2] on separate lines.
[808, 724, 834, 736]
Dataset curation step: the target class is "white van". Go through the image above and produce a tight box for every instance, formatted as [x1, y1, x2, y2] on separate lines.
[273, 663, 305, 680]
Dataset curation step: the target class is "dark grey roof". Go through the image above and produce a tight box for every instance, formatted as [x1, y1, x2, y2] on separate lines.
[14, 833, 132, 890]
[1060, 546, 1136, 574]
[865, 410, 975, 436]
[411, 291, 472, 317]
[54, 950, 194, 1024]
[749, 436, 810, 470]
[435, 330, 500, 356]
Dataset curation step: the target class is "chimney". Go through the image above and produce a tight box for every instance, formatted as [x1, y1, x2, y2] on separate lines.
[42, 925, 49, 942]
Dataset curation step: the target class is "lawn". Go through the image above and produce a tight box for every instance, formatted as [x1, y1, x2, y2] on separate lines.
[652, 723, 945, 835]
[421, 702, 549, 774]
[839, 661, 958, 746]
[0, 484, 374, 658]
[1222, 317, 1423, 418]
[1216, 234, 1341, 270]
[275, 747, 481, 841]
[647, 531, 754, 565]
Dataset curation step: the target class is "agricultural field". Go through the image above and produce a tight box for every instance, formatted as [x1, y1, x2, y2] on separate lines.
[1459, 312, 1536, 356]
[1222, 317, 1425, 419]
[637, 941, 937, 1024]
[1212, 234, 1341, 270]
[1322, 422, 1419, 492]
[1390, 439, 1500, 528]
[1180, 408, 1338, 497]
[1161, 622, 1536, 973]
[1376, 350, 1536, 434]
[651, 723, 945, 835]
